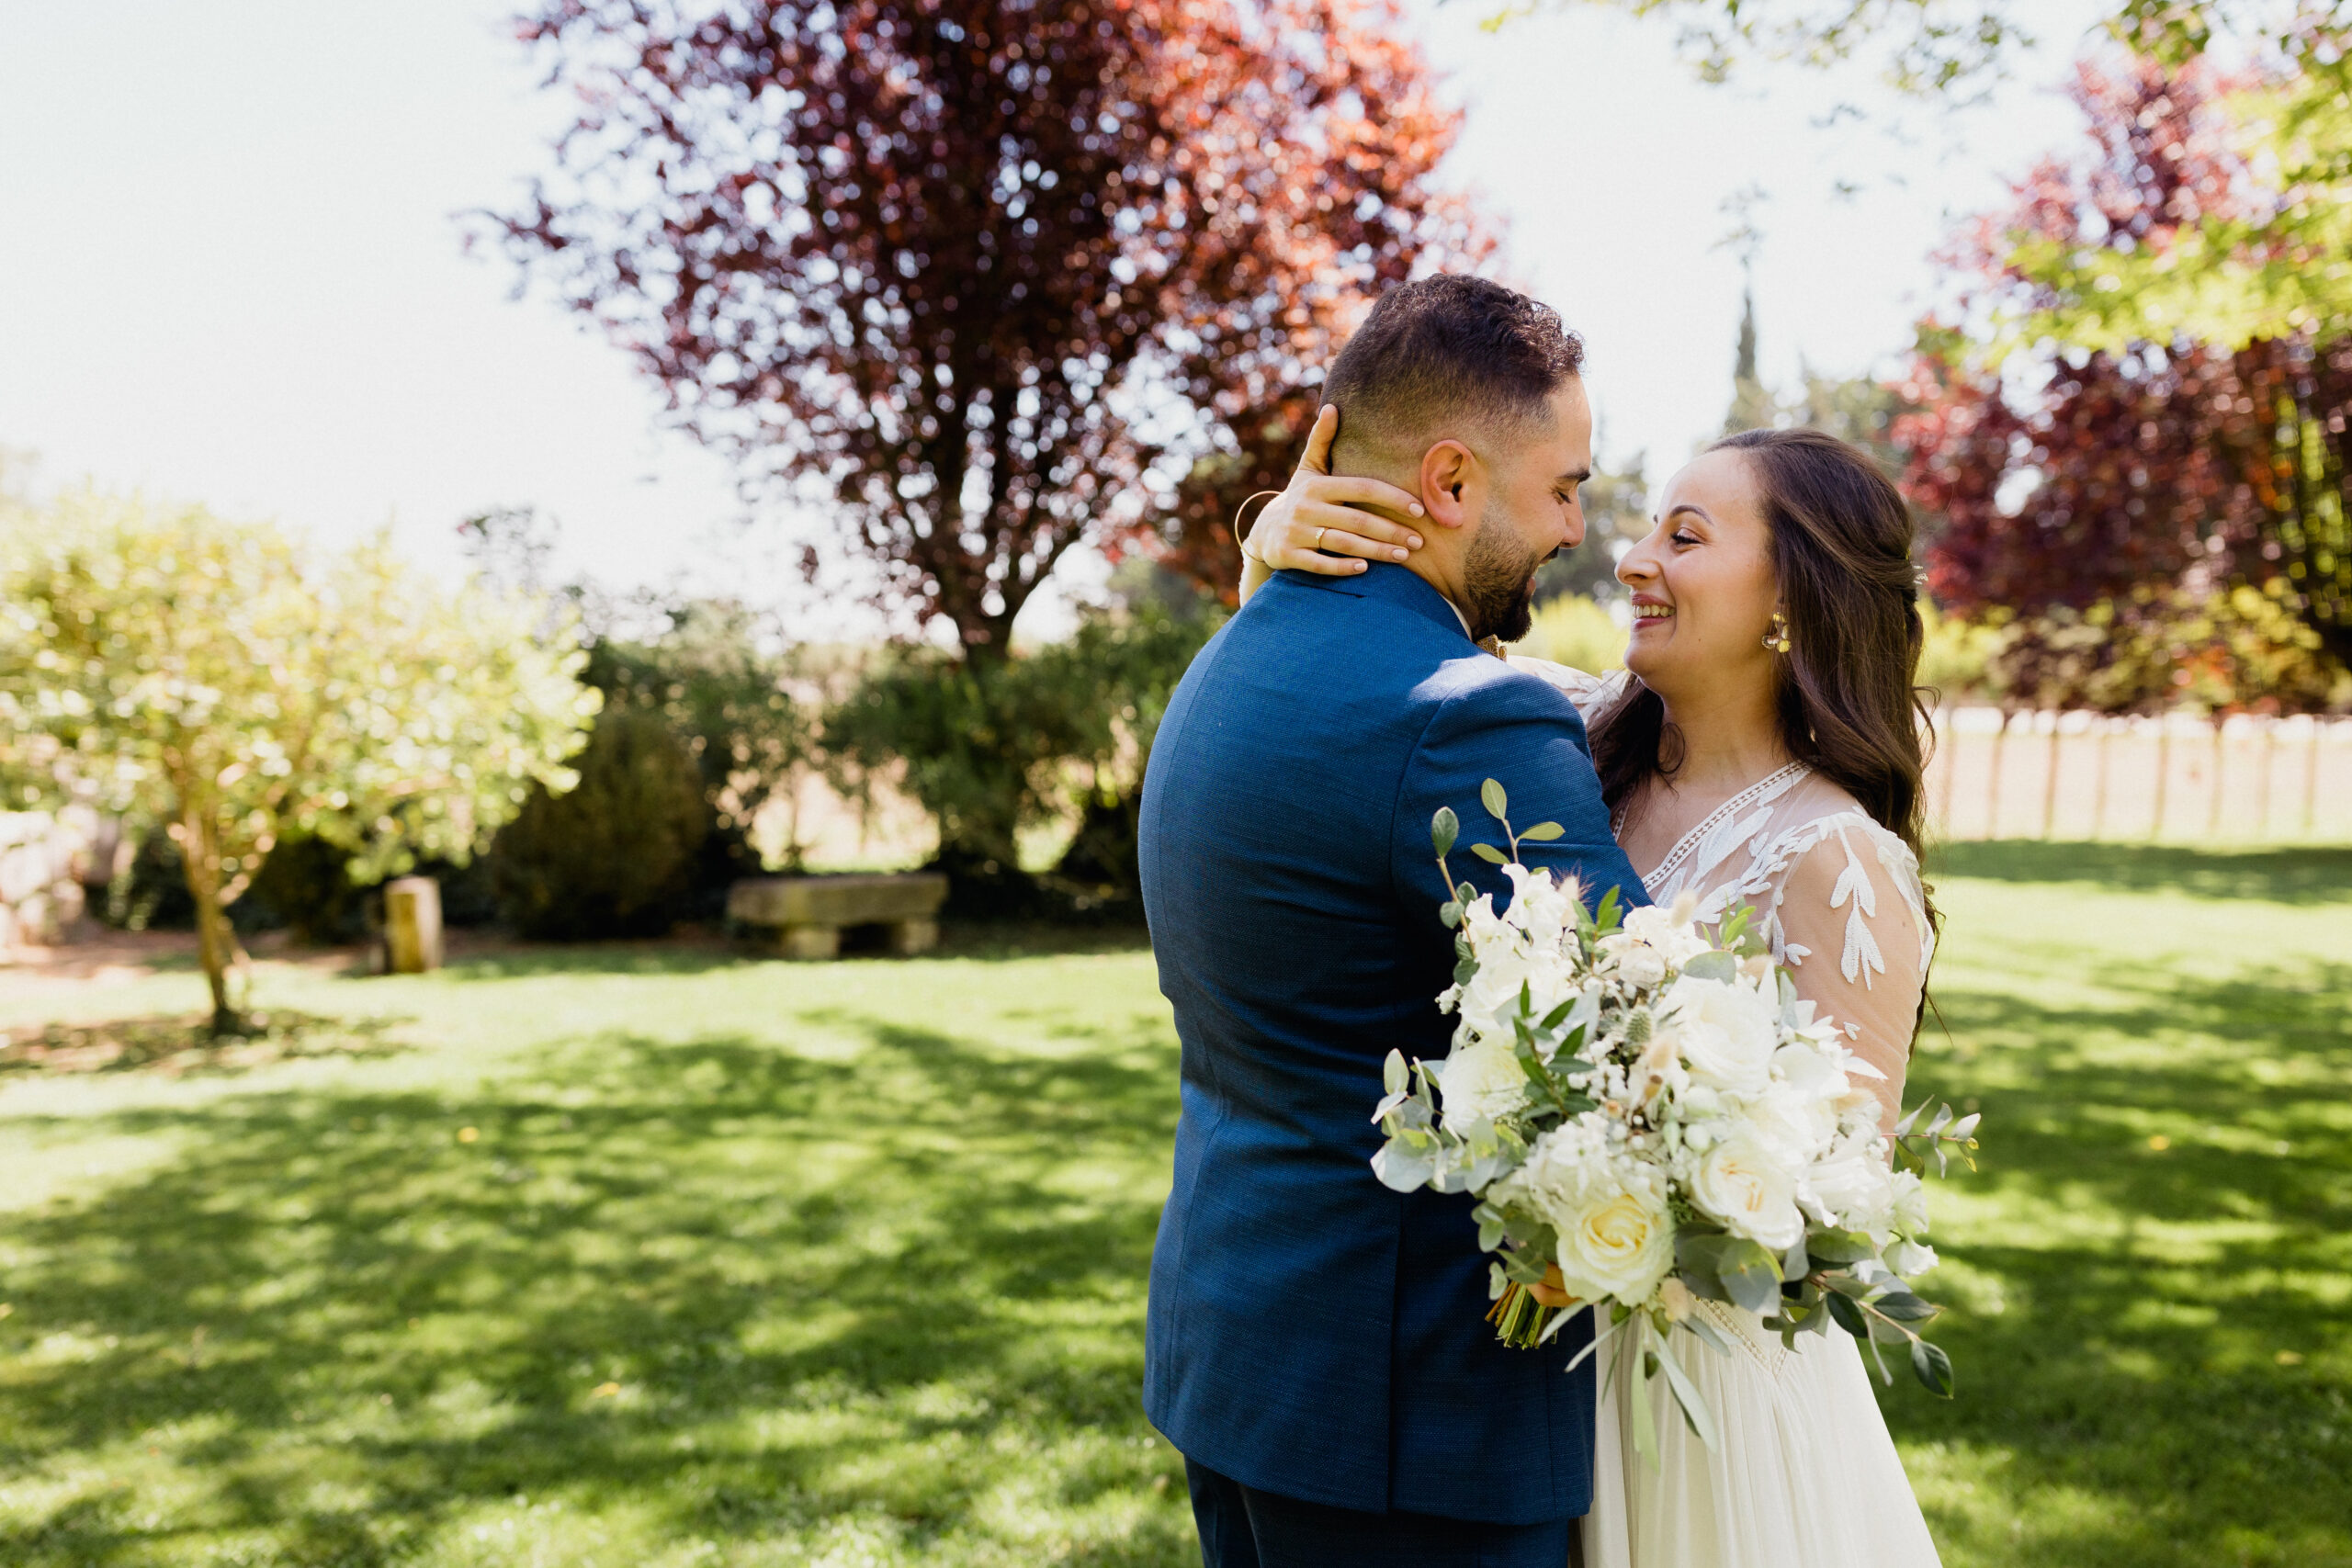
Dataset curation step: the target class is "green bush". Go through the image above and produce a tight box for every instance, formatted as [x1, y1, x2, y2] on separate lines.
[585, 602, 819, 908]
[826, 584, 1220, 917]
[492, 706, 710, 940]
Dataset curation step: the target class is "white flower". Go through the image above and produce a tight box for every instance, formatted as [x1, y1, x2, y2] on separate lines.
[1885, 1238, 1939, 1278]
[1805, 1127, 1897, 1238]
[1434, 1034, 1530, 1126]
[1607, 942, 1669, 987]
[1499, 1121, 1676, 1307]
[1621, 896, 1712, 964]
[1501, 862, 1577, 951]
[1889, 1168, 1930, 1235]
[1660, 972, 1781, 1098]
[1773, 1039, 1850, 1106]
[1689, 1123, 1805, 1251]
[1742, 1082, 1838, 1167]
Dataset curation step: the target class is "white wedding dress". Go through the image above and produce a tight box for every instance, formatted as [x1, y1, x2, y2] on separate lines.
[1513, 659, 1945, 1568]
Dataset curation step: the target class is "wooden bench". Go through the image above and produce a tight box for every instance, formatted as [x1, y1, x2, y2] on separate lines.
[726, 872, 949, 960]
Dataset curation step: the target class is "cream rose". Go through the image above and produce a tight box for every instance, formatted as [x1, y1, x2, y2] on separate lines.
[1552, 1174, 1677, 1307]
[1689, 1124, 1805, 1251]
[1662, 973, 1781, 1097]
[1494, 1122, 1677, 1307]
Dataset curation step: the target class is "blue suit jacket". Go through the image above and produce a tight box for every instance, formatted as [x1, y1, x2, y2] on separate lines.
[1137, 563, 1652, 1524]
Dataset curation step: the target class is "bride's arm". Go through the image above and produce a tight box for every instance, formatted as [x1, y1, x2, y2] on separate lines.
[1237, 405, 1429, 605]
[1768, 823, 1933, 1135]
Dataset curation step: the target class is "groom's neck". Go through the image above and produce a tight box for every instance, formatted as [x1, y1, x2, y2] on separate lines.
[1326, 457, 1479, 637]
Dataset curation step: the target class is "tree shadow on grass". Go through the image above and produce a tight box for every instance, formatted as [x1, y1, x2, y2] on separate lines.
[424, 922, 1151, 983]
[1928, 840, 2352, 906]
[1892, 954, 2352, 1566]
[0, 1009, 1193, 1566]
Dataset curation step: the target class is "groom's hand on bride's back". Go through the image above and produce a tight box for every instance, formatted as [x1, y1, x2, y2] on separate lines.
[1243, 404, 1431, 576]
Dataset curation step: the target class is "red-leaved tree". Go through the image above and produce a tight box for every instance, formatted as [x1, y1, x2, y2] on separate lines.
[488, 0, 1492, 649]
[1897, 55, 2352, 705]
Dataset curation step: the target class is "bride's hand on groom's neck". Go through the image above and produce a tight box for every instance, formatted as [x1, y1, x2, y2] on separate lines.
[1238, 404, 1430, 582]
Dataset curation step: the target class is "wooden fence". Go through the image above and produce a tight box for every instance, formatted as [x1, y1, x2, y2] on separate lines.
[1926, 709, 2352, 843]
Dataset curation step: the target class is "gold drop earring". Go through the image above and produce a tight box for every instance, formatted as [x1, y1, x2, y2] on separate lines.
[1763, 612, 1792, 654]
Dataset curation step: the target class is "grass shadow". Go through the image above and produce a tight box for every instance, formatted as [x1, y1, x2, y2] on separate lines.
[0, 1000, 1191, 1566]
[1892, 950, 2352, 1565]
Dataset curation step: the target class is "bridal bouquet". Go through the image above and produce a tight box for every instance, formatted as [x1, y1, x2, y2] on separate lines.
[1371, 781, 1979, 1462]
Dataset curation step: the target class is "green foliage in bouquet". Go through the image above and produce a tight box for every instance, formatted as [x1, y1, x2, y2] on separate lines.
[1374, 781, 1984, 1463]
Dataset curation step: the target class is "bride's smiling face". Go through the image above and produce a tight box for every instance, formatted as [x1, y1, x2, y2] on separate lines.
[1616, 448, 1781, 701]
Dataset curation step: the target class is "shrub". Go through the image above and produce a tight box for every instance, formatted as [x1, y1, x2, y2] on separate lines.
[492, 706, 709, 940]
[1511, 593, 1627, 672]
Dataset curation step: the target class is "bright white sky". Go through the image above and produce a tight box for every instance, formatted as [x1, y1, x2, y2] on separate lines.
[0, 0, 2112, 639]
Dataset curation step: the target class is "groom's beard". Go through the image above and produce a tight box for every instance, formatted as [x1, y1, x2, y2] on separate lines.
[1461, 512, 1550, 644]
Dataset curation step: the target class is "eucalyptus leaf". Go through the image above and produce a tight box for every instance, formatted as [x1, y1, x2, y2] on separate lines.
[1440, 900, 1463, 928]
[1431, 807, 1460, 858]
[1825, 1292, 1869, 1338]
[1471, 842, 1509, 865]
[1384, 1049, 1409, 1097]
[1480, 777, 1510, 821]
[1520, 820, 1565, 841]
[1716, 1241, 1783, 1314]
[1372, 1142, 1437, 1191]
[1681, 950, 1737, 983]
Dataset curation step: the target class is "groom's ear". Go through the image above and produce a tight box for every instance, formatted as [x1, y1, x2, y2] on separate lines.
[1419, 440, 1479, 530]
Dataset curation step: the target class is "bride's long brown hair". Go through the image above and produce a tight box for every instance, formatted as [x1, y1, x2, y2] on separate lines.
[1588, 428, 1939, 931]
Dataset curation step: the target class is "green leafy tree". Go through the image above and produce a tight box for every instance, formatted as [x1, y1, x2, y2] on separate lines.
[0, 491, 598, 1031]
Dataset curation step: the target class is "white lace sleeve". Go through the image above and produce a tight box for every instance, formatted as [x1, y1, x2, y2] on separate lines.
[1503, 656, 1630, 721]
[1765, 817, 1932, 1133]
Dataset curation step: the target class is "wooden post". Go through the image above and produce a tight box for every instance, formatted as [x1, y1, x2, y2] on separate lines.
[2041, 716, 2064, 840]
[2256, 719, 2277, 841]
[385, 877, 444, 974]
[2305, 720, 2324, 838]
[2091, 719, 2113, 841]
[2206, 720, 2228, 839]
[1984, 711, 2009, 840]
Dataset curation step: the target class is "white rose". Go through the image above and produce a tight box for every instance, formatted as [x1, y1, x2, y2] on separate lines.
[1661, 973, 1781, 1098]
[1499, 1122, 1676, 1307]
[1689, 1124, 1805, 1251]
[1554, 1176, 1676, 1307]
[1433, 1034, 1530, 1126]
[1805, 1128, 1896, 1238]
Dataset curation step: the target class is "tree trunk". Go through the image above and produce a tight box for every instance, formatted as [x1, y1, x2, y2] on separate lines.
[176, 805, 247, 1035]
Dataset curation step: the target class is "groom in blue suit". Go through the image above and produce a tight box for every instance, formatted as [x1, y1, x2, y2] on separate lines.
[1138, 276, 1652, 1565]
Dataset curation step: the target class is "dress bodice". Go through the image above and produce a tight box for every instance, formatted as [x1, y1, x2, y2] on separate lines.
[1510, 656, 1933, 1128]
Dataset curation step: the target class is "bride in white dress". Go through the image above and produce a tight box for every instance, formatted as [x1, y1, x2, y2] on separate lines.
[1239, 419, 1944, 1568]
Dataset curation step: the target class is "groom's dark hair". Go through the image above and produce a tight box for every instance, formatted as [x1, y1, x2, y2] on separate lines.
[1321, 276, 1584, 469]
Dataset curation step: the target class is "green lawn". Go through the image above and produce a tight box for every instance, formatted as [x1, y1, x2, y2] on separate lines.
[0, 845, 2346, 1566]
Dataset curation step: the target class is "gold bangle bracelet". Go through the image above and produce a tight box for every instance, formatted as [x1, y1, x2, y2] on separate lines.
[1231, 490, 1284, 561]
